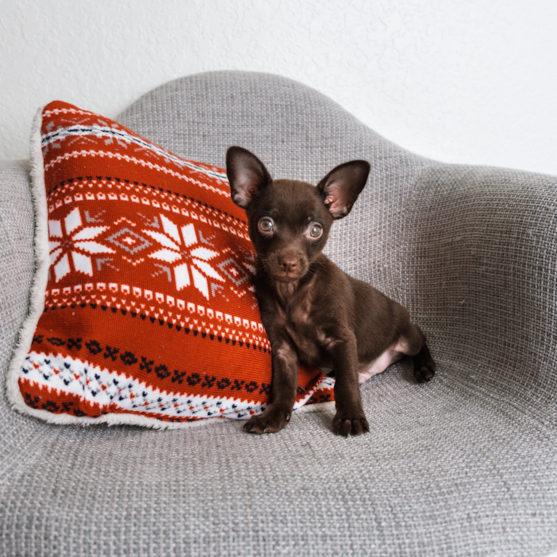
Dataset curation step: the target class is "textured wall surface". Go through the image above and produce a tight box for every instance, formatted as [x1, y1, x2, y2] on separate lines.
[1, 0, 556, 175]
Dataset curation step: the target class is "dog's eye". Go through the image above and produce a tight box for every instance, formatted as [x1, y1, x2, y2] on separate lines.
[258, 217, 274, 234]
[308, 222, 323, 239]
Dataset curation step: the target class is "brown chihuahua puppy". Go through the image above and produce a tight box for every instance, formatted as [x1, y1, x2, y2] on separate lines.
[226, 147, 436, 436]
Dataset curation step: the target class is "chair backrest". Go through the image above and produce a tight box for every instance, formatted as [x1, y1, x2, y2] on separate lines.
[116, 70, 436, 300]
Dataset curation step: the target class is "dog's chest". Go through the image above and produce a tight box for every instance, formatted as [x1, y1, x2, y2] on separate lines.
[281, 301, 328, 367]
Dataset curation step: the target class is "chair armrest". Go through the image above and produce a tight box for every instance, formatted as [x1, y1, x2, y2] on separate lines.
[407, 163, 557, 413]
[0, 160, 35, 376]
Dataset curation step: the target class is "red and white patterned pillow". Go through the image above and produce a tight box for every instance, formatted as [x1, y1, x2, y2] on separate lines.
[6, 101, 335, 428]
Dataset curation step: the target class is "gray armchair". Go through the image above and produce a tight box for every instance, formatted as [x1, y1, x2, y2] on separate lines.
[1, 71, 556, 556]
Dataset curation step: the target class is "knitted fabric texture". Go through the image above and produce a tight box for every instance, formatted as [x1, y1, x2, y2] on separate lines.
[9, 101, 334, 427]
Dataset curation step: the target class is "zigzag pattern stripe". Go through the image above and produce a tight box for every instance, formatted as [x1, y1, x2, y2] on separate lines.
[44, 150, 229, 196]
[41, 122, 227, 181]
[43, 107, 98, 118]
[42, 125, 229, 181]
[20, 352, 333, 420]
[22, 351, 266, 420]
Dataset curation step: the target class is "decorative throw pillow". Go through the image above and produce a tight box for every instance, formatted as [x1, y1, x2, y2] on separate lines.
[7, 101, 335, 428]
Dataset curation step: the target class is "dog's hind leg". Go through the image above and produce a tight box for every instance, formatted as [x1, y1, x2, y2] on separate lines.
[357, 323, 436, 385]
[401, 323, 436, 383]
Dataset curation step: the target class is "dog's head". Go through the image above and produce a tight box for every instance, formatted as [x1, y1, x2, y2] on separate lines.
[226, 147, 370, 283]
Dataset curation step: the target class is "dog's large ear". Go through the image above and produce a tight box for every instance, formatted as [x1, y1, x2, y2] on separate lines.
[317, 160, 371, 219]
[226, 147, 272, 209]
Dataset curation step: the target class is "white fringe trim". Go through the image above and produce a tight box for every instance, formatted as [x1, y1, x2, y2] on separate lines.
[4, 107, 336, 430]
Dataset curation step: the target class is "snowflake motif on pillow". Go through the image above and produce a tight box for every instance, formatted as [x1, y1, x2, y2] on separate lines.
[48, 207, 115, 281]
[144, 214, 224, 298]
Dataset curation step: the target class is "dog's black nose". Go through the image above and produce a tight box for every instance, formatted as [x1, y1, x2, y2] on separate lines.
[279, 256, 298, 273]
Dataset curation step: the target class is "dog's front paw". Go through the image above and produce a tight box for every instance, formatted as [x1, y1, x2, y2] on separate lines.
[332, 410, 370, 437]
[243, 406, 291, 434]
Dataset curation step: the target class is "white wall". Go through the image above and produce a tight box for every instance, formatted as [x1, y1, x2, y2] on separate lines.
[1, 0, 556, 175]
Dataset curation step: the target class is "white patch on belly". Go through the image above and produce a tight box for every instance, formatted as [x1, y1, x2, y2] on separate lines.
[357, 339, 408, 385]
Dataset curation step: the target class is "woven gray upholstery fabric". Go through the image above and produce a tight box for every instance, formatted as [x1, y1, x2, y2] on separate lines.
[1, 72, 556, 556]
[0, 160, 35, 386]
